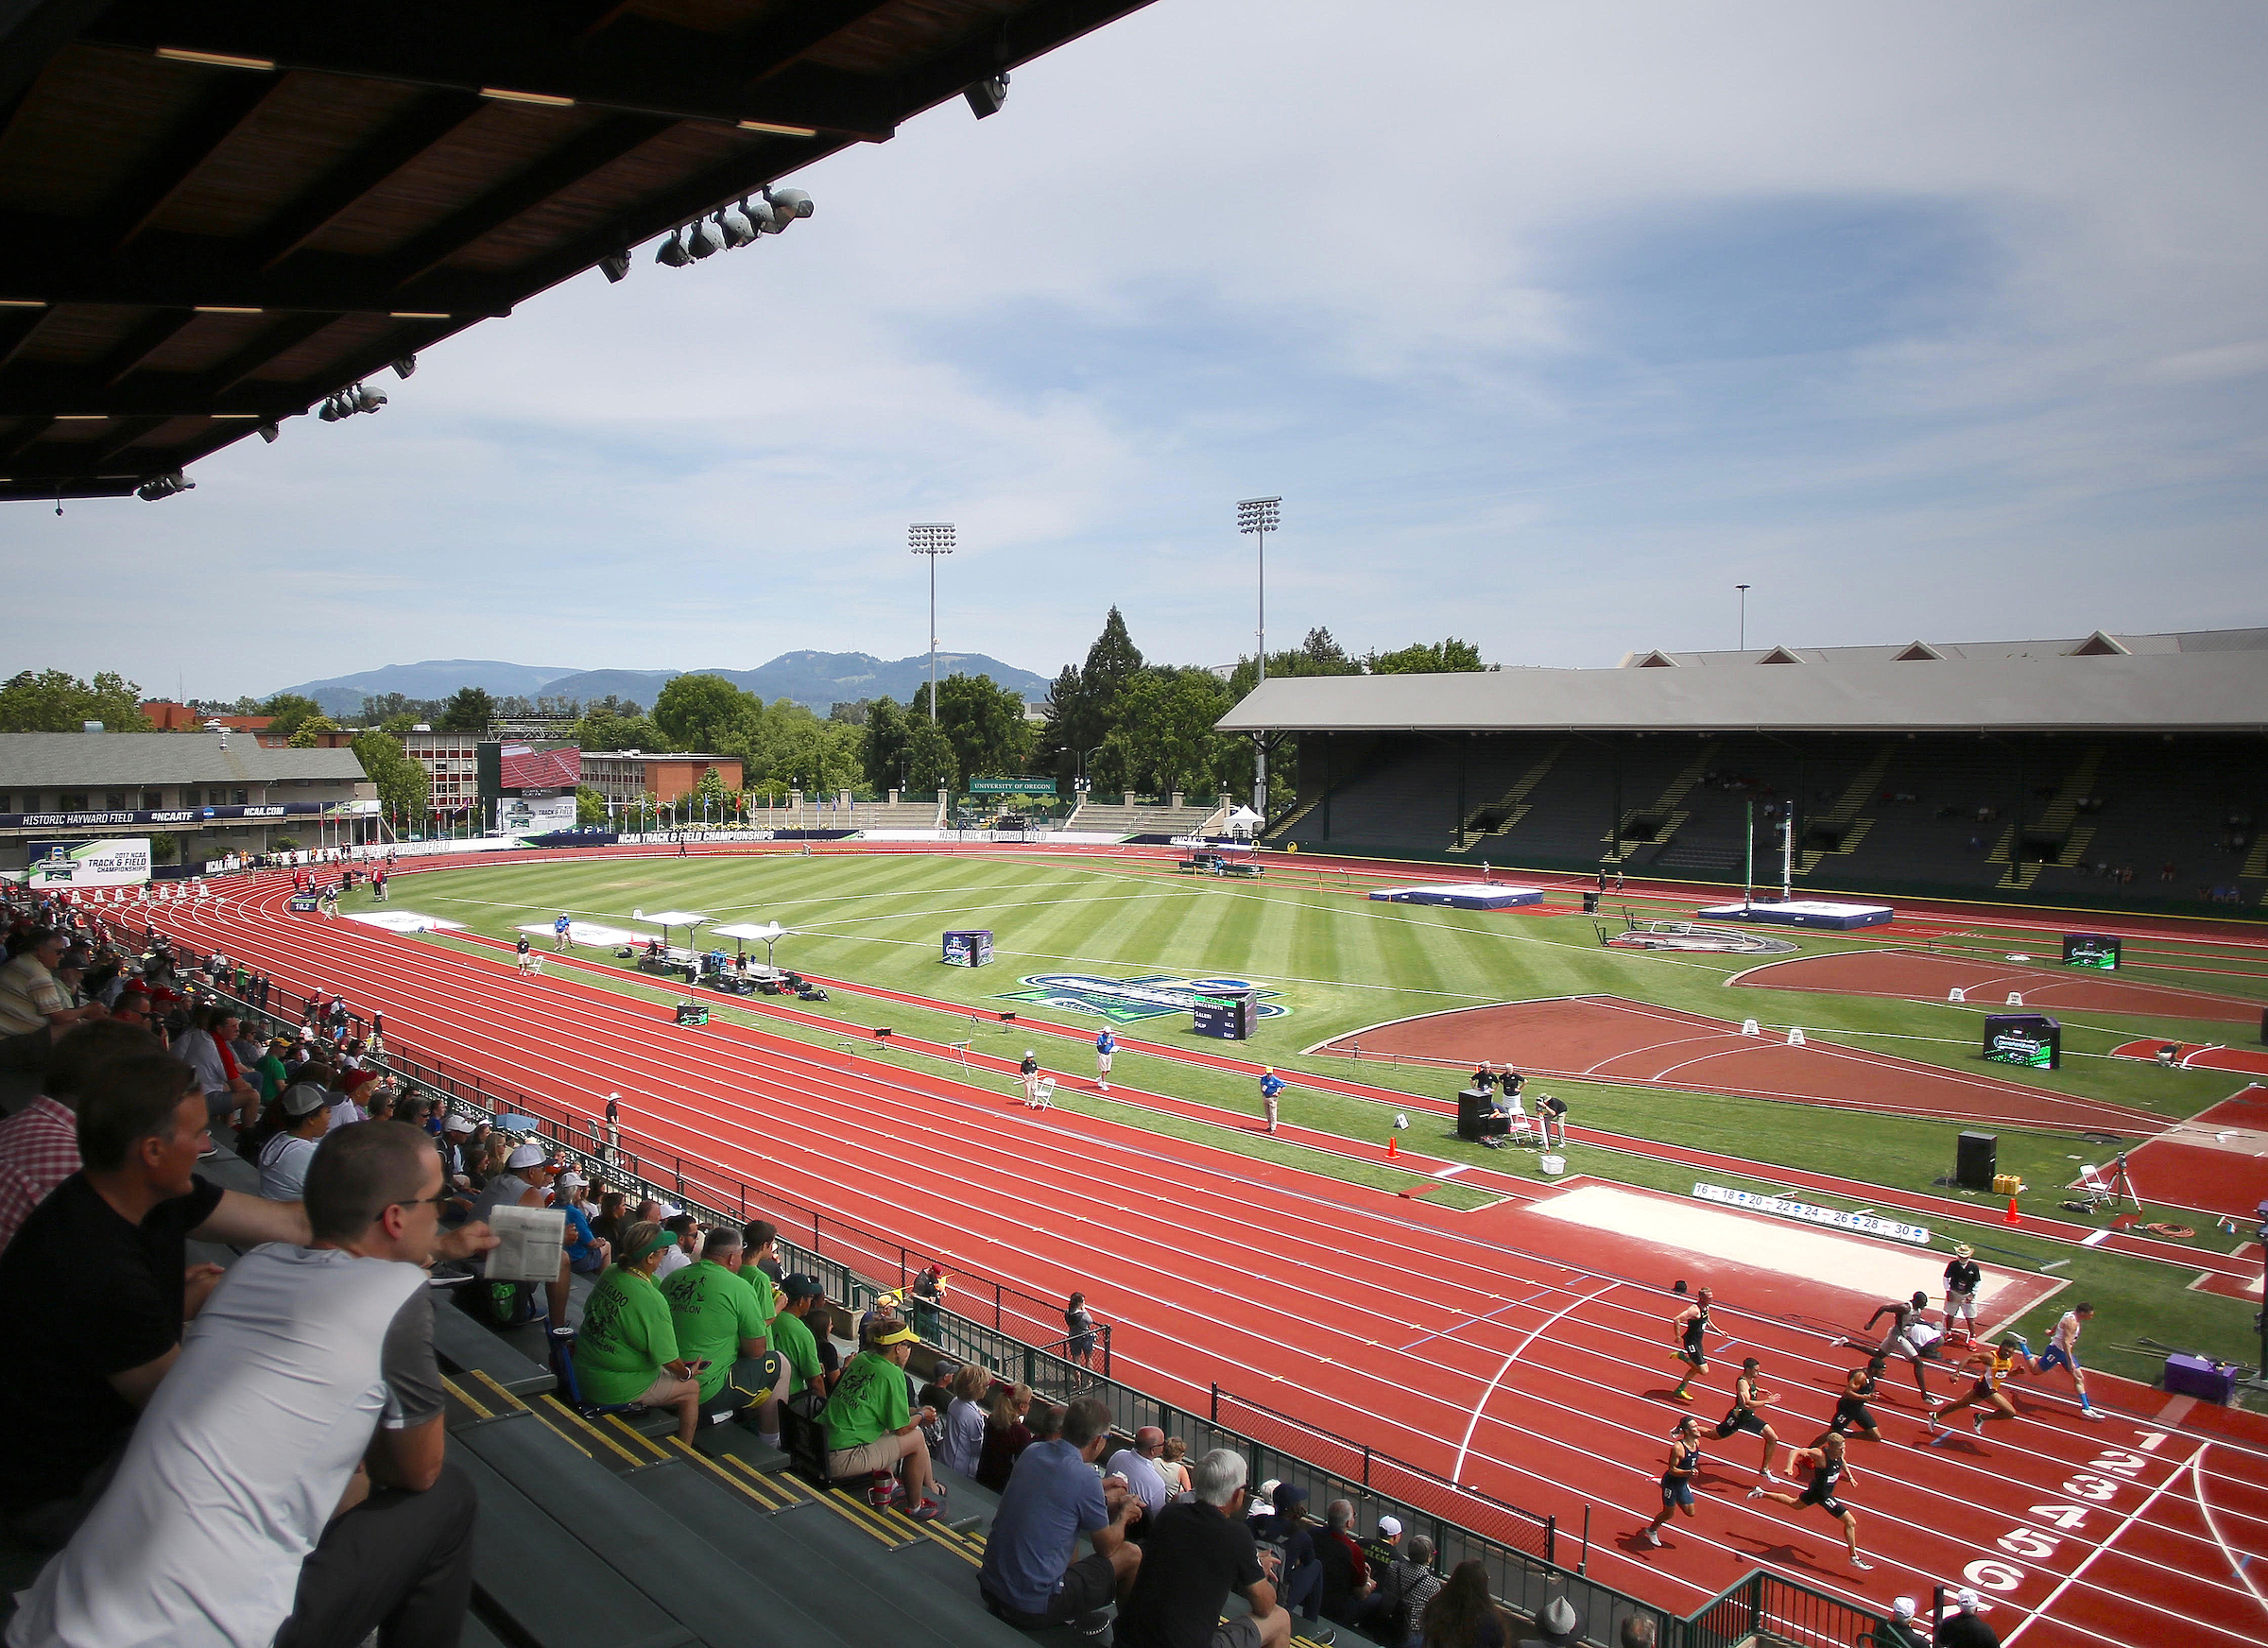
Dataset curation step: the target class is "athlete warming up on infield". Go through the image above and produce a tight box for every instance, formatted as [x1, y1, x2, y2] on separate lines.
[1748, 1433, 1872, 1571]
[1668, 1288, 1727, 1404]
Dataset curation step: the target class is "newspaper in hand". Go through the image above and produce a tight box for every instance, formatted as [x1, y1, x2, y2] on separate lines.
[485, 1204, 567, 1282]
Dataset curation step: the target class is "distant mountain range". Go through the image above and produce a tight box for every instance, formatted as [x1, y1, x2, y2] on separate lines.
[275, 651, 1056, 718]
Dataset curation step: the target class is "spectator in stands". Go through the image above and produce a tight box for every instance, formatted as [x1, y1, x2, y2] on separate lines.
[573, 1219, 703, 1443]
[0, 927, 104, 1039]
[0, 1051, 311, 1546]
[824, 1320, 944, 1518]
[176, 1002, 261, 1139]
[556, 1168, 610, 1275]
[1375, 1534, 1443, 1648]
[1517, 1595, 1585, 1648]
[740, 1218, 786, 1288]
[590, 1187, 627, 1245]
[1252, 1482, 1329, 1638]
[1876, 1599, 1931, 1648]
[1157, 1433, 1193, 1500]
[255, 1083, 332, 1202]
[1418, 1560, 1509, 1647]
[327, 1066, 371, 1133]
[660, 1226, 775, 1430]
[910, 1261, 948, 1337]
[772, 1274, 836, 1399]
[917, 1379, 953, 1457]
[656, 1210, 700, 1279]
[6, 1119, 492, 1648]
[0, 1019, 152, 1254]
[977, 1381, 1036, 1489]
[939, 1362, 992, 1476]
[1317, 1499, 1376, 1625]
[438, 1111, 478, 1192]
[1114, 1446, 1290, 1648]
[470, 1142, 574, 1335]
[1362, 1515, 1402, 1581]
[980, 1394, 1143, 1632]
[1106, 1425, 1173, 1524]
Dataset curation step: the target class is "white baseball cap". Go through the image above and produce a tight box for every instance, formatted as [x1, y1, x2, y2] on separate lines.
[1376, 1516, 1402, 1536]
[506, 1142, 548, 1170]
[556, 1170, 587, 1188]
[1954, 1588, 1982, 1610]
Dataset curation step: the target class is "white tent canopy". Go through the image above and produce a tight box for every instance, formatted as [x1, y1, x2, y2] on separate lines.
[634, 909, 711, 926]
[711, 921, 787, 943]
[1225, 806, 1263, 826]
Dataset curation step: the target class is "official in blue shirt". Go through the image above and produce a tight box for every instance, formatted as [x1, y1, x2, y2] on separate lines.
[1258, 1068, 1285, 1134]
[978, 1397, 1142, 1631]
[1094, 1028, 1116, 1093]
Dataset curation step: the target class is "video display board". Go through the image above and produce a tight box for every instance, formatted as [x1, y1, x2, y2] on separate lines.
[2061, 933, 2122, 970]
[1982, 1012, 2061, 1070]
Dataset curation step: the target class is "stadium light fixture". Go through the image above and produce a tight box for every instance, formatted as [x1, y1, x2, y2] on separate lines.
[909, 523, 955, 724]
[135, 471, 193, 501]
[686, 215, 725, 258]
[655, 230, 691, 266]
[1237, 496, 1281, 818]
[764, 187, 814, 228]
[256, 420, 280, 443]
[1736, 584, 1751, 651]
[600, 250, 630, 283]
[717, 203, 756, 248]
[390, 355, 417, 380]
[965, 73, 1008, 118]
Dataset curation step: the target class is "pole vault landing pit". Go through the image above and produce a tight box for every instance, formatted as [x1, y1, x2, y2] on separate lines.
[1310, 995, 2167, 1134]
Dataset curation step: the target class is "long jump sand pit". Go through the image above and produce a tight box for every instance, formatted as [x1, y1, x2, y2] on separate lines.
[1518, 1181, 2052, 1330]
[1730, 948, 2265, 1024]
[1314, 995, 2163, 1134]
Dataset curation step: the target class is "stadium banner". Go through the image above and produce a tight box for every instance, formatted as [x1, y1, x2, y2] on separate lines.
[497, 795, 576, 834]
[995, 971, 1287, 1024]
[1692, 1181, 1930, 1245]
[26, 837, 153, 887]
[969, 778, 1057, 795]
[0, 803, 316, 829]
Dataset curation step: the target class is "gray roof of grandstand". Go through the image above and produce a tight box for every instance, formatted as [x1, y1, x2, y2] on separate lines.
[0, 732, 369, 784]
[1617, 627, 2268, 667]
[1215, 646, 2268, 736]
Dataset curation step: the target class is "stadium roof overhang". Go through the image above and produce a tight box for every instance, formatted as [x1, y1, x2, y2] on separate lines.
[1213, 654, 2268, 738]
[0, 0, 1155, 502]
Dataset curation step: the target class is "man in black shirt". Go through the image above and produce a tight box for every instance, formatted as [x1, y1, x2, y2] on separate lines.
[1249, 1482, 1332, 1643]
[1942, 1243, 1984, 1345]
[1116, 1448, 1290, 1648]
[0, 1052, 313, 1545]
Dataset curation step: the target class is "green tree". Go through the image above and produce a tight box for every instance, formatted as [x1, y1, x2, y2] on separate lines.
[915, 675, 1034, 789]
[380, 713, 417, 736]
[859, 696, 911, 793]
[1105, 669, 1242, 798]
[653, 674, 754, 751]
[287, 715, 339, 748]
[0, 669, 153, 732]
[438, 686, 496, 733]
[574, 705, 668, 753]
[902, 719, 955, 792]
[359, 692, 442, 725]
[693, 764, 730, 814]
[576, 785, 609, 826]
[148, 833, 180, 865]
[1366, 637, 1486, 675]
[350, 730, 429, 822]
[1038, 608, 1147, 788]
[258, 693, 323, 743]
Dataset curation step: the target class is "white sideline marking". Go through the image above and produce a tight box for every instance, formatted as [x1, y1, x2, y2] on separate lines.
[2083, 1228, 2113, 1247]
[1450, 1281, 1619, 1483]
[2193, 1446, 2268, 1621]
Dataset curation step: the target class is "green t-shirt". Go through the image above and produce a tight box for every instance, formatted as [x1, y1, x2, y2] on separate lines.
[823, 1348, 909, 1452]
[736, 1262, 779, 1324]
[253, 1054, 287, 1102]
[770, 1305, 824, 1385]
[661, 1260, 769, 1401]
[572, 1267, 680, 1407]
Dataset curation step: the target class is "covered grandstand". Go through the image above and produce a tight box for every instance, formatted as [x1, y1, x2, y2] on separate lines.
[1216, 630, 2268, 913]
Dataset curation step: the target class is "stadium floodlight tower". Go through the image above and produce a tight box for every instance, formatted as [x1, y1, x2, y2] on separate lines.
[909, 523, 955, 724]
[1237, 496, 1280, 817]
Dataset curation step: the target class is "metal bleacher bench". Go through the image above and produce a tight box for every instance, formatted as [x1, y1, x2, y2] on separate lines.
[430, 1290, 557, 1397]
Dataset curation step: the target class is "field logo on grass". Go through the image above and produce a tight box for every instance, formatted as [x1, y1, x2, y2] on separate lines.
[995, 972, 1288, 1024]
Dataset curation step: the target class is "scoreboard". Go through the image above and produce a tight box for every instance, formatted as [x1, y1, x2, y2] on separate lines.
[1982, 1012, 2061, 1070]
[2062, 933, 2122, 970]
[1193, 989, 1257, 1040]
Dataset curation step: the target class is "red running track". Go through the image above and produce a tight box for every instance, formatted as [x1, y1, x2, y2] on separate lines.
[1731, 951, 2268, 1026]
[148, 873, 2268, 1648]
[1311, 996, 2164, 1137]
[2117, 1090, 2268, 1222]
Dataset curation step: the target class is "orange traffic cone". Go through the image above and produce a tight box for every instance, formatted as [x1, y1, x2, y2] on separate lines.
[2003, 1192, 2021, 1225]
[1386, 1135, 1399, 1159]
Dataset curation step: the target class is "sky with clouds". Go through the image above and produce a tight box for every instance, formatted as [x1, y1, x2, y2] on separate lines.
[9, 0, 2267, 700]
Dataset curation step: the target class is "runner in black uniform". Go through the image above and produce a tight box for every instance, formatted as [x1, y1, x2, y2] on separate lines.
[1639, 1417, 1705, 1548]
[1669, 1287, 1724, 1404]
[1748, 1433, 1872, 1570]
[1805, 1355, 1887, 1454]
[1711, 1357, 1784, 1481]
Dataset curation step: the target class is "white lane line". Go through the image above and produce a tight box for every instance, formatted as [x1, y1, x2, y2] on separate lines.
[1450, 1281, 1620, 1484]
[2002, 1442, 2208, 1645]
[1435, 1164, 1473, 1179]
[2193, 1445, 2268, 1621]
